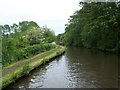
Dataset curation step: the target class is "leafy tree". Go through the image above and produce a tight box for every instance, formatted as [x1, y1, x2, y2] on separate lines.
[26, 28, 44, 45]
[56, 33, 65, 45]
[13, 23, 19, 33]
[64, 2, 120, 53]
[43, 27, 56, 43]
[2, 21, 56, 66]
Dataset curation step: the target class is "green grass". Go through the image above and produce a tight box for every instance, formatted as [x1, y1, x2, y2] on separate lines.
[2, 46, 65, 89]
[2, 67, 23, 88]
[2, 46, 59, 72]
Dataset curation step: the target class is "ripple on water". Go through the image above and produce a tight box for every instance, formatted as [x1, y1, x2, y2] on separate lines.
[5, 47, 118, 88]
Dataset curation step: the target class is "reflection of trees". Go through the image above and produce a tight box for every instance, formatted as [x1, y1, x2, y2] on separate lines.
[65, 47, 118, 88]
[5, 47, 118, 88]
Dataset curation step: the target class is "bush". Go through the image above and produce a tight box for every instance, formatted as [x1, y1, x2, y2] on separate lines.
[22, 64, 31, 75]
[3, 43, 56, 66]
[43, 58, 49, 64]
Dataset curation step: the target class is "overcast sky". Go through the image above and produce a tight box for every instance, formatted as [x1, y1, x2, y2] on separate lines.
[0, 0, 81, 35]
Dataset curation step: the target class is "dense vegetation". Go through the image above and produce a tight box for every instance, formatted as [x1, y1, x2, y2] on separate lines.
[63, 2, 120, 53]
[1, 21, 56, 66]
[56, 33, 65, 45]
[1, 2, 120, 67]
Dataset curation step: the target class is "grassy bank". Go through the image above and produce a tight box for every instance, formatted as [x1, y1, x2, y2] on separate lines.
[1, 46, 65, 89]
[3, 43, 56, 67]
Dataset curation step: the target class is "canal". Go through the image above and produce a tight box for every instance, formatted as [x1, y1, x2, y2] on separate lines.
[5, 47, 118, 88]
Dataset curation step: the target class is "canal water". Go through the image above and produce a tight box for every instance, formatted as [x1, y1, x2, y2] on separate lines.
[5, 47, 118, 88]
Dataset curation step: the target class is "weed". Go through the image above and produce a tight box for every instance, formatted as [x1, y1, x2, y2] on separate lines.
[22, 64, 31, 75]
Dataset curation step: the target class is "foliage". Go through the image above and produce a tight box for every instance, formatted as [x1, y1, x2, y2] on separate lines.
[43, 58, 49, 64]
[2, 46, 65, 88]
[2, 42, 56, 66]
[64, 2, 120, 53]
[26, 28, 44, 45]
[2, 68, 22, 88]
[22, 64, 31, 75]
[2, 21, 56, 66]
[56, 33, 65, 45]
[43, 26, 56, 43]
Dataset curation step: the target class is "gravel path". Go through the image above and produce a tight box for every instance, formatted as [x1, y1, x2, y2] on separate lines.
[2, 47, 59, 76]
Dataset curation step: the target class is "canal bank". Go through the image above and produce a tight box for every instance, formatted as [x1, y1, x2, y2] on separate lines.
[1, 46, 65, 89]
[4, 46, 118, 88]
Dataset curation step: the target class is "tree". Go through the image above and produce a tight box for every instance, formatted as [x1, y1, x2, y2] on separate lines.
[26, 28, 44, 45]
[64, 2, 120, 53]
[13, 23, 19, 33]
[56, 33, 65, 45]
[43, 27, 56, 43]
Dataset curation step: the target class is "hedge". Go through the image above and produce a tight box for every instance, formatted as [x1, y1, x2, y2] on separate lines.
[2, 43, 56, 66]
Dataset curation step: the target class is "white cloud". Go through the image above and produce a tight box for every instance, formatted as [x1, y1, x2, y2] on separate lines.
[0, 0, 80, 35]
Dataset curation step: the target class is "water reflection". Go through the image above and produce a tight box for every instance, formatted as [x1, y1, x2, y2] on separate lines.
[5, 47, 118, 88]
[65, 47, 118, 88]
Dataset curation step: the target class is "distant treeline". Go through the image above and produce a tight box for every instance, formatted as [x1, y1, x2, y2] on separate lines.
[57, 2, 120, 53]
[1, 21, 56, 66]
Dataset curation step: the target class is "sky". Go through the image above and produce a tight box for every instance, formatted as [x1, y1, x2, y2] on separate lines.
[0, 0, 81, 35]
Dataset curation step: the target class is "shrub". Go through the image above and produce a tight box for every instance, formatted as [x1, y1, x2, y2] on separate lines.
[43, 58, 49, 64]
[3, 43, 56, 66]
[22, 64, 31, 75]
